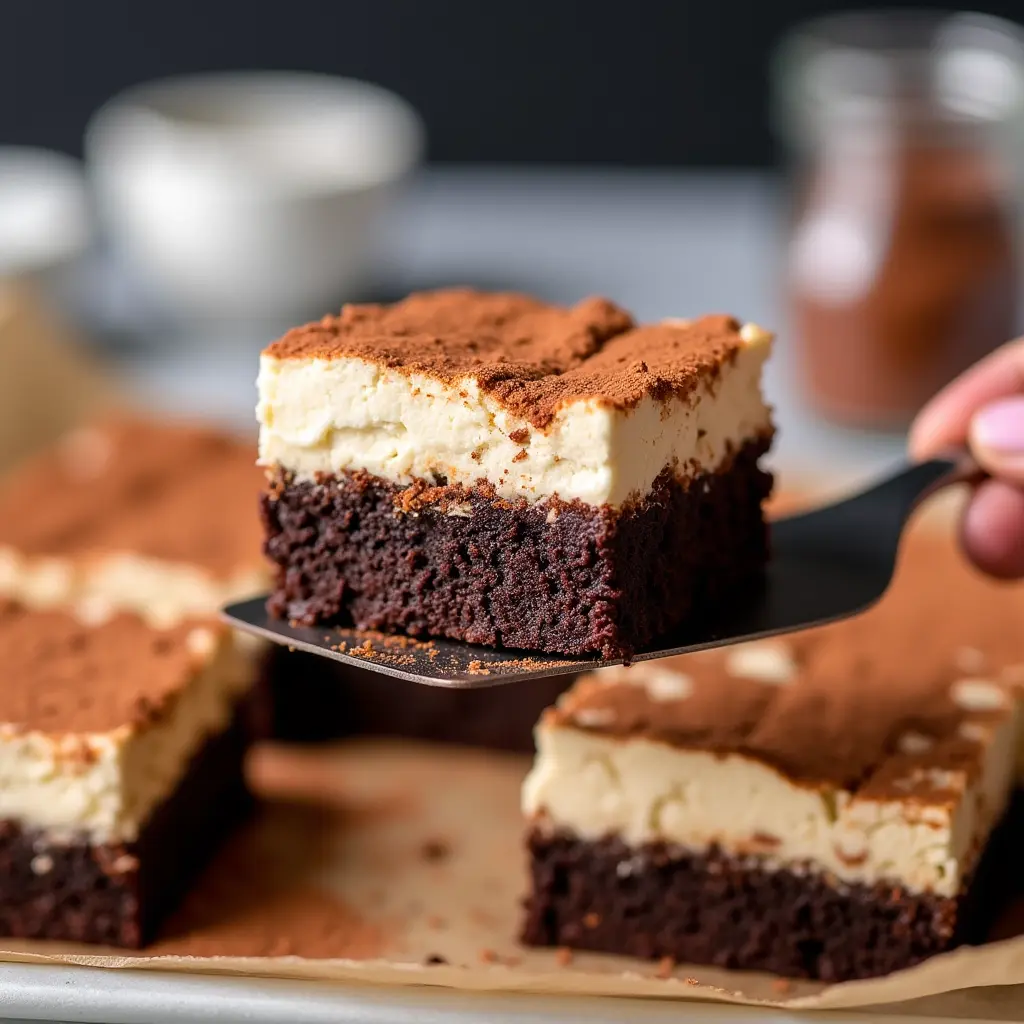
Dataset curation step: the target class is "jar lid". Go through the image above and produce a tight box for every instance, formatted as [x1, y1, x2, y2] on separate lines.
[774, 11, 1024, 146]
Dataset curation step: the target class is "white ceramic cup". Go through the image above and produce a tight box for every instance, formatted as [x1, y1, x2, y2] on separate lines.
[85, 72, 424, 323]
[0, 147, 91, 278]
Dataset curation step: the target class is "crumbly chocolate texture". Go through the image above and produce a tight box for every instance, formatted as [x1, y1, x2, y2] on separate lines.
[262, 288, 753, 428]
[520, 809, 1022, 982]
[0, 415, 266, 580]
[547, 529, 1024, 793]
[270, 488, 805, 749]
[0, 600, 227, 734]
[260, 436, 772, 659]
[0, 701, 252, 948]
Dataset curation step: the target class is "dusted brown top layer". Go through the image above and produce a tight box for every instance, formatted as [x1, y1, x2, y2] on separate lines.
[262, 288, 752, 428]
[0, 416, 265, 580]
[547, 528, 1024, 797]
[0, 599, 226, 734]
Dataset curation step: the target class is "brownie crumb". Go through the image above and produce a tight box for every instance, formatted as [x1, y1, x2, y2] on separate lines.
[772, 978, 794, 995]
[509, 428, 530, 444]
[512, 449, 528, 463]
[420, 837, 451, 863]
[555, 947, 574, 967]
[655, 956, 675, 979]
[425, 954, 448, 965]
[479, 948, 499, 964]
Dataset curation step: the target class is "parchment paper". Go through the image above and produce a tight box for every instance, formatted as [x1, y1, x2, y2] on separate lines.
[0, 738, 1023, 1016]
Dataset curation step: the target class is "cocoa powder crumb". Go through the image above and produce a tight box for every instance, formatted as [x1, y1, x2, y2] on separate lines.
[509, 428, 530, 444]
[512, 449, 528, 463]
[655, 956, 675, 979]
[420, 837, 451, 862]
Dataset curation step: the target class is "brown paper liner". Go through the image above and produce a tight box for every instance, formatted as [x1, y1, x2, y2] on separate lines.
[0, 738, 1021, 1014]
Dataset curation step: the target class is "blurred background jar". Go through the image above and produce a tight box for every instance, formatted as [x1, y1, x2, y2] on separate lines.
[775, 11, 1024, 430]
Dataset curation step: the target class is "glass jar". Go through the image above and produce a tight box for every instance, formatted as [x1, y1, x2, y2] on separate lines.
[774, 12, 1024, 429]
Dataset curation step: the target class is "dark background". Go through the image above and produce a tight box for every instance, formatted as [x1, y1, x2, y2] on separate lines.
[4, 0, 1024, 167]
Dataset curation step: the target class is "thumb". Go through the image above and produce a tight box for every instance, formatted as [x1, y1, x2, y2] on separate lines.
[969, 397, 1024, 485]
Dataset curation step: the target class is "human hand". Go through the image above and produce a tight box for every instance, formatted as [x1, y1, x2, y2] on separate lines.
[910, 337, 1024, 579]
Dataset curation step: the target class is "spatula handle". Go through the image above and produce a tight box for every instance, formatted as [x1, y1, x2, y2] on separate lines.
[774, 448, 985, 556]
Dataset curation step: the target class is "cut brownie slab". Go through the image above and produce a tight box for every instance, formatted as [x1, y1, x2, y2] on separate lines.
[0, 415, 269, 625]
[0, 600, 257, 947]
[257, 289, 774, 659]
[521, 537, 1024, 980]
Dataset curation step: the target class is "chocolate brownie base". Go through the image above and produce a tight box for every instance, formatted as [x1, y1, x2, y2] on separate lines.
[261, 435, 773, 659]
[0, 703, 254, 948]
[520, 811, 1023, 981]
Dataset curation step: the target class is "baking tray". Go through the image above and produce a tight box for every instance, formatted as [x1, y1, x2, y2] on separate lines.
[0, 963, 1018, 1024]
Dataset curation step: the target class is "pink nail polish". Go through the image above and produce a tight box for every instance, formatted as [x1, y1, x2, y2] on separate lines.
[972, 398, 1024, 454]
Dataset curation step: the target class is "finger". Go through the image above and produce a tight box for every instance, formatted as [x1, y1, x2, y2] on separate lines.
[960, 478, 1024, 580]
[909, 337, 1024, 459]
[969, 397, 1024, 486]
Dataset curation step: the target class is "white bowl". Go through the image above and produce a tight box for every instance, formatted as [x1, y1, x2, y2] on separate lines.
[0, 147, 91, 277]
[85, 72, 424, 322]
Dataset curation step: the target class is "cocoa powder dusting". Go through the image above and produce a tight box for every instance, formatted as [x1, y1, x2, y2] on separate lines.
[0, 601, 226, 734]
[263, 289, 752, 428]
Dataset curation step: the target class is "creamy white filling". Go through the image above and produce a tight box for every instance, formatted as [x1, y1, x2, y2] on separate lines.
[256, 327, 773, 508]
[522, 711, 1018, 897]
[0, 629, 253, 844]
[0, 547, 268, 628]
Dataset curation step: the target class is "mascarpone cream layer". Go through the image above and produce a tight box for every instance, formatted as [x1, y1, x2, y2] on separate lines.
[0, 548, 268, 629]
[522, 708, 1017, 897]
[257, 326, 772, 508]
[0, 628, 253, 845]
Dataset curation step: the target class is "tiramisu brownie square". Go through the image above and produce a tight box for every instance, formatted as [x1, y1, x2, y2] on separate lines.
[0, 415, 269, 623]
[257, 289, 774, 658]
[0, 601, 257, 947]
[521, 551, 1024, 979]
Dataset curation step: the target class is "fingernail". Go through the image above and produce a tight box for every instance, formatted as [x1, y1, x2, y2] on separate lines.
[971, 397, 1024, 454]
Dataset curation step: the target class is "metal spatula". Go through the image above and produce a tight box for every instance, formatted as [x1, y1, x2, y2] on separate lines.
[223, 452, 980, 688]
